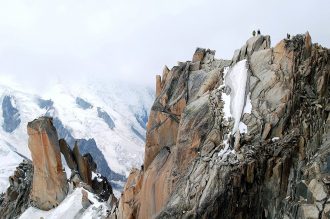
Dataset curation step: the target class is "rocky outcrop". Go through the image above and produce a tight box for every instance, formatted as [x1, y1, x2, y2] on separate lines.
[92, 174, 113, 201]
[59, 138, 77, 170]
[76, 97, 93, 109]
[97, 107, 115, 129]
[53, 117, 125, 189]
[61, 138, 113, 201]
[110, 32, 329, 219]
[73, 141, 93, 186]
[1, 116, 115, 217]
[0, 160, 33, 219]
[2, 95, 21, 133]
[81, 189, 93, 209]
[27, 116, 69, 210]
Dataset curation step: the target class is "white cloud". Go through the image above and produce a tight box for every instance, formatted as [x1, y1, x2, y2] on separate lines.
[0, 0, 329, 92]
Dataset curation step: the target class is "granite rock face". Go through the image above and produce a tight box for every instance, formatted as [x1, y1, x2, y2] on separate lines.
[0, 160, 33, 219]
[27, 116, 69, 210]
[109, 33, 329, 219]
[73, 141, 93, 186]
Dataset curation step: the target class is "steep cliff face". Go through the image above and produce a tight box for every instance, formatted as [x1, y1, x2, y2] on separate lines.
[110, 33, 329, 219]
[27, 117, 69, 210]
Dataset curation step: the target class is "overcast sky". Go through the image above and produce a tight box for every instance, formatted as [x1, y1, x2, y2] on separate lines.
[0, 0, 329, 92]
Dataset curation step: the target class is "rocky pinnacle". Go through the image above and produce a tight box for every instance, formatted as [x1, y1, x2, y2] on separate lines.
[27, 116, 69, 210]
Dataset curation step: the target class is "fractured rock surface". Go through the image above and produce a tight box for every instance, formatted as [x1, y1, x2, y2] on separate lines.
[109, 33, 330, 219]
[0, 160, 33, 219]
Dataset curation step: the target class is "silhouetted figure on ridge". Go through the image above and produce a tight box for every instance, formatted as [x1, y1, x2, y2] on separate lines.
[252, 30, 256, 36]
[287, 33, 291, 39]
[257, 29, 261, 35]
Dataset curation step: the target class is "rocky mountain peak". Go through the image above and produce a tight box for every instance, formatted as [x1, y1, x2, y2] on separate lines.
[108, 32, 329, 219]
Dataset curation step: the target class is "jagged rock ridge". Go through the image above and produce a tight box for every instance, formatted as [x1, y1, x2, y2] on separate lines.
[0, 160, 33, 219]
[0, 116, 115, 218]
[109, 33, 329, 219]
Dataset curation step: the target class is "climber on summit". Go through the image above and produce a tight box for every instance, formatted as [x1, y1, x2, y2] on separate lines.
[257, 29, 261, 35]
[252, 30, 256, 36]
[287, 33, 291, 39]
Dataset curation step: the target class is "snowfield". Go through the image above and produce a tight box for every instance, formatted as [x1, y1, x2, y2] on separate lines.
[0, 140, 24, 193]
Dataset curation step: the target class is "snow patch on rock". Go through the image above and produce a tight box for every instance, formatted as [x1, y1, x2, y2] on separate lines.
[243, 93, 252, 114]
[19, 188, 108, 219]
[218, 60, 250, 157]
[224, 59, 249, 134]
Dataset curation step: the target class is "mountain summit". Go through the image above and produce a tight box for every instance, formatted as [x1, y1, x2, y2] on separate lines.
[108, 33, 329, 219]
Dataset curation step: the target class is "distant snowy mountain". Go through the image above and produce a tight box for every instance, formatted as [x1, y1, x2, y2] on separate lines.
[0, 80, 154, 194]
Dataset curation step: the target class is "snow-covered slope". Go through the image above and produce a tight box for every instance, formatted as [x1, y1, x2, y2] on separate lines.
[0, 80, 154, 194]
[0, 139, 24, 192]
[19, 188, 108, 219]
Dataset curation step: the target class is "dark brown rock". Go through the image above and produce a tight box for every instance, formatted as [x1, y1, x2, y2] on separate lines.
[59, 138, 77, 171]
[72, 141, 92, 186]
[192, 48, 205, 62]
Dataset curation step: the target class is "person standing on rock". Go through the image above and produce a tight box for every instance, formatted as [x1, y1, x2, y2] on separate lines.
[257, 29, 261, 35]
[252, 30, 256, 36]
